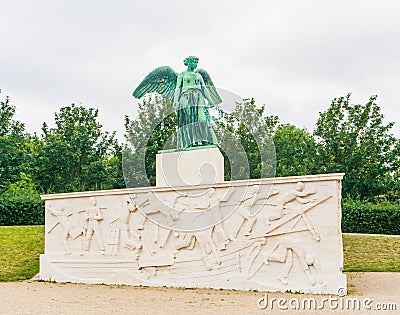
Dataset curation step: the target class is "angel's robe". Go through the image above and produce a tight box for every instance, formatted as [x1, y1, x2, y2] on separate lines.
[176, 85, 218, 149]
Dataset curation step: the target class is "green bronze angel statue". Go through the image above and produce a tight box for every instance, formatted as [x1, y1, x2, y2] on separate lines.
[132, 56, 222, 150]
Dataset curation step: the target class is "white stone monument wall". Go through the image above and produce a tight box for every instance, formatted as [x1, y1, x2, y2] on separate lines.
[40, 173, 346, 294]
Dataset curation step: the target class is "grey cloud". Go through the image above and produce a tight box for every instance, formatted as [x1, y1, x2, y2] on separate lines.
[1, 0, 399, 140]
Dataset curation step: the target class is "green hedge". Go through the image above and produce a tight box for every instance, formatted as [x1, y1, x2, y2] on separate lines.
[342, 199, 400, 235]
[0, 194, 44, 226]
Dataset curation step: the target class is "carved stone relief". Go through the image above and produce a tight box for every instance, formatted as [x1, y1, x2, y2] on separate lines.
[40, 174, 346, 294]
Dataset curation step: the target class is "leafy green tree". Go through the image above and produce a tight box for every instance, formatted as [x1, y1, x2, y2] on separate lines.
[34, 104, 122, 193]
[314, 94, 398, 199]
[0, 96, 33, 190]
[124, 95, 177, 187]
[383, 141, 400, 201]
[273, 124, 317, 177]
[214, 98, 279, 180]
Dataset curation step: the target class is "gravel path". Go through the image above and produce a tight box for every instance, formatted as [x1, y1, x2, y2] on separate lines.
[1, 273, 399, 315]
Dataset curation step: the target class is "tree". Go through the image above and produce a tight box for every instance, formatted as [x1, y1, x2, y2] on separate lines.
[314, 94, 398, 199]
[214, 98, 279, 180]
[34, 104, 122, 193]
[383, 140, 400, 201]
[124, 95, 177, 187]
[273, 124, 317, 177]
[0, 96, 33, 190]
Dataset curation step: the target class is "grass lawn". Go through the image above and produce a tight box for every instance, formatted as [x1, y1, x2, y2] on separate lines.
[0, 225, 44, 281]
[0, 226, 399, 281]
[343, 233, 400, 272]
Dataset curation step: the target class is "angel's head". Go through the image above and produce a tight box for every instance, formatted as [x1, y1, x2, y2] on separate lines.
[184, 56, 199, 71]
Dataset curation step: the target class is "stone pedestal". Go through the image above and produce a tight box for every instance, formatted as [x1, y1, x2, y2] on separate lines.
[156, 146, 224, 187]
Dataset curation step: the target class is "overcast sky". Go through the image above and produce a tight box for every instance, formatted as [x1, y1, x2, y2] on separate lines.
[1, 0, 399, 139]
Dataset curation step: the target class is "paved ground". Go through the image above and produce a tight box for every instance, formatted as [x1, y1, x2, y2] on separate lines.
[1, 273, 399, 315]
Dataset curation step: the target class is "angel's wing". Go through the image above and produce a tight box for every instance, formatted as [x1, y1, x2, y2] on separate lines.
[132, 66, 178, 101]
[196, 69, 222, 105]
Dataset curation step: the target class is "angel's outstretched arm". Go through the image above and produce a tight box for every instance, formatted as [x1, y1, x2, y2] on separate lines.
[173, 73, 183, 109]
